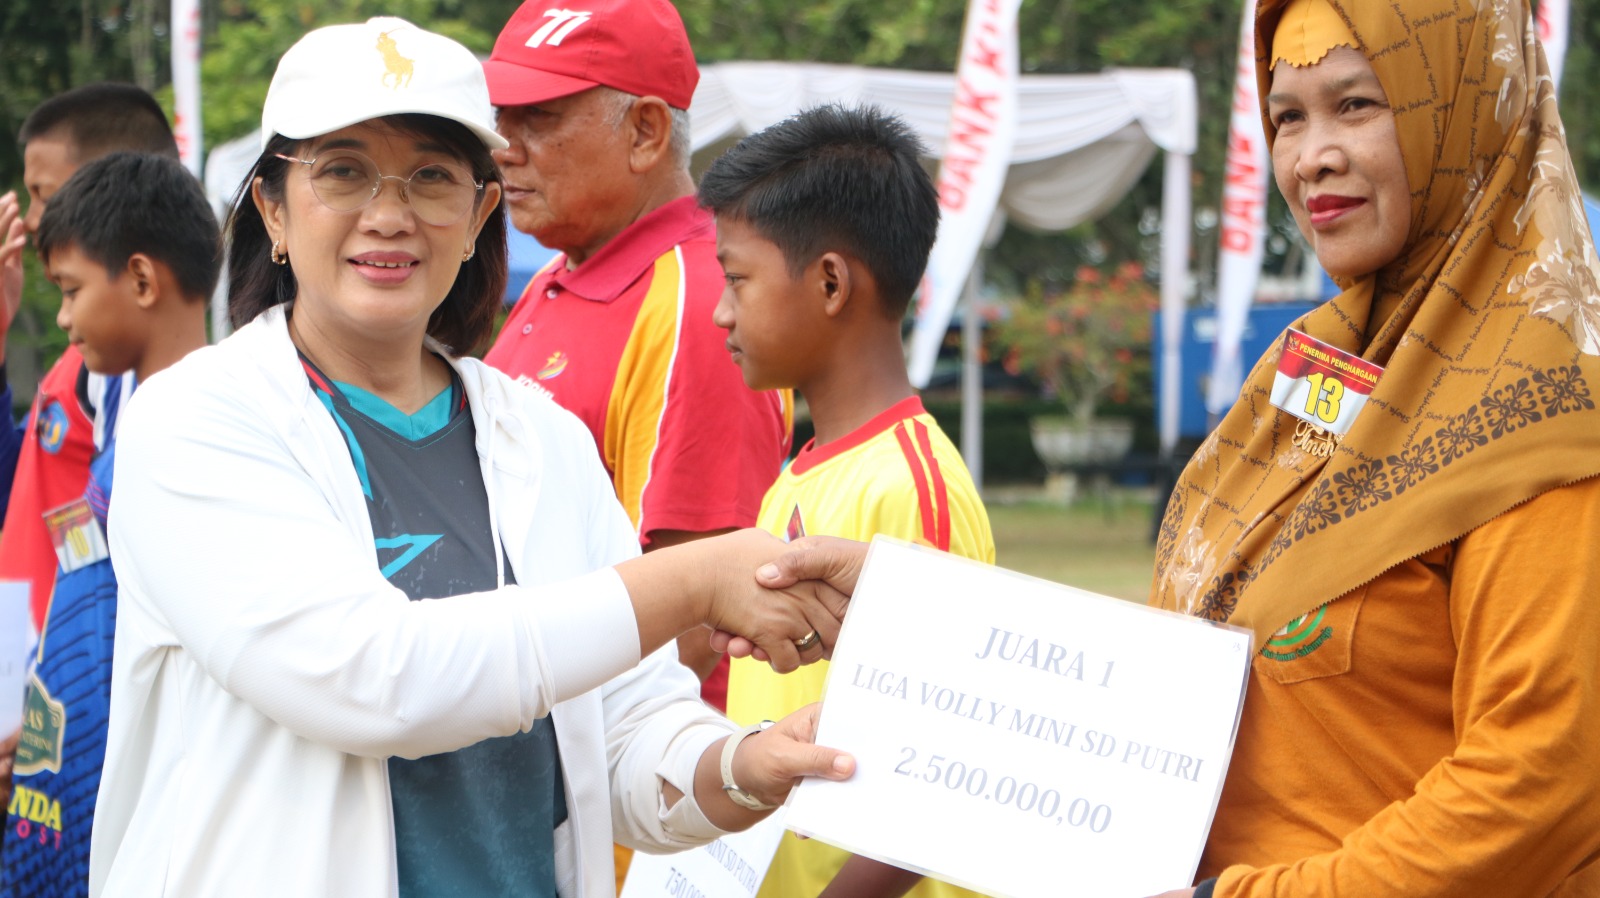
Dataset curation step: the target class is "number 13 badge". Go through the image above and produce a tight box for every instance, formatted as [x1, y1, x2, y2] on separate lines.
[1268, 329, 1385, 457]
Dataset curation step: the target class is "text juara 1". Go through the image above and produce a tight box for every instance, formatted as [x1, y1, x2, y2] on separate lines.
[973, 626, 1115, 687]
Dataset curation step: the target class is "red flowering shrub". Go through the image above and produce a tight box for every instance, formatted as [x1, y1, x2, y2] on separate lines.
[992, 261, 1157, 426]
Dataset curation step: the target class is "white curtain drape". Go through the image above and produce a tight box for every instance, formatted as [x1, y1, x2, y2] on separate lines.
[690, 62, 1195, 233]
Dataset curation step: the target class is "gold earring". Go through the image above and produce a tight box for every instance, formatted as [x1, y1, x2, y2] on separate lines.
[271, 239, 288, 266]
[462, 247, 475, 262]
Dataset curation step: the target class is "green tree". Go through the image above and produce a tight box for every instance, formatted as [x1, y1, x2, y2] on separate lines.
[0, 0, 493, 399]
[179, 0, 493, 153]
[1, 0, 178, 389]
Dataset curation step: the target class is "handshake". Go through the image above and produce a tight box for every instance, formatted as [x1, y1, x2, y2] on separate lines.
[614, 531, 872, 824]
[617, 531, 871, 674]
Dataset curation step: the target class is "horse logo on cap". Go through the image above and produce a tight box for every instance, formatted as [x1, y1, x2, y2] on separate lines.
[376, 29, 414, 89]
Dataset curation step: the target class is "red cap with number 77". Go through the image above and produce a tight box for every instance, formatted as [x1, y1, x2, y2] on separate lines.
[482, 0, 700, 110]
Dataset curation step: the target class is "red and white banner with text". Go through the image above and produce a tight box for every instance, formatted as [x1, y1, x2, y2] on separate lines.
[172, 0, 203, 177]
[906, 0, 1021, 388]
[1205, 0, 1270, 419]
[1536, 0, 1569, 91]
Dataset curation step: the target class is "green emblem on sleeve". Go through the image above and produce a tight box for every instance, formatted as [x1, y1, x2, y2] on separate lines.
[14, 671, 67, 776]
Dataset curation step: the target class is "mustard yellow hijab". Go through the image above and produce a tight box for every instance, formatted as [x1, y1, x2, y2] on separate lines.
[1152, 0, 1600, 645]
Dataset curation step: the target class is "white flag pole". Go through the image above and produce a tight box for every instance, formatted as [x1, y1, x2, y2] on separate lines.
[1159, 151, 1191, 460]
[171, 0, 227, 341]
[960, 263, 984, 492]
[906, 0, 1022, 389]
[171, 0, 203, 177]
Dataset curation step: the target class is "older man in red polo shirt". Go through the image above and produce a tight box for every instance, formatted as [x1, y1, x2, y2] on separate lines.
[481, 0, 791, 711]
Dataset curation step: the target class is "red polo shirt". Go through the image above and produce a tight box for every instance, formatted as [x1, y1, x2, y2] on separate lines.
[484, 197, 791, 707]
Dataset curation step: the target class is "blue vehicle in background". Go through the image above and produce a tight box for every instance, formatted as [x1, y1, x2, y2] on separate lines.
[1156, 299, 1320, 444]
[505, 227, 562, 305]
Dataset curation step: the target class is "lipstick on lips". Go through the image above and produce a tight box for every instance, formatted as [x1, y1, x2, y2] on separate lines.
[1305, 194, 1364, 228]
[349, 250, 419, 285]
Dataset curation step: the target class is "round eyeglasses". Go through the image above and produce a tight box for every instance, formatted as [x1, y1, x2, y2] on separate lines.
[273, 150, 484, 226]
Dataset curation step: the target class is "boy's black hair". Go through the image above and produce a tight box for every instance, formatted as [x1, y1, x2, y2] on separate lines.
[698, 104, 939, 318]
[19, 83, 179, 160]
[37, 152, 220, 301]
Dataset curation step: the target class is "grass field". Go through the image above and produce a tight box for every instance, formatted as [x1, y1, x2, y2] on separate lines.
[986, 494, 1158, 602]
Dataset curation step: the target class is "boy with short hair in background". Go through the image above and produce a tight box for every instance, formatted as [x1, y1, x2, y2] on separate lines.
[0, 82, 181, 639]
[700, 104, 996, 898]
[2, 151, 217, 898]
[0, 85, 180, 820]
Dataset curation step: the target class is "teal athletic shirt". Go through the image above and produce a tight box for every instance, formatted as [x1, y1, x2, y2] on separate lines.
[301, 355, 565, 897]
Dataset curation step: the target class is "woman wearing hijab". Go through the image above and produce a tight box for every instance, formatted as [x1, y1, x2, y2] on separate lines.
[754, 1, 1600, 892]
[1145, 0, 1600, 894]
[89, 19, 851, 898]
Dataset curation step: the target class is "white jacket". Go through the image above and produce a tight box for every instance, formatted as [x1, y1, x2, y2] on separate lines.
[90, 306, 734, 898]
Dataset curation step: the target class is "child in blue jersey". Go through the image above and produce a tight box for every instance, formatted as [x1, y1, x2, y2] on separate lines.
[2, 152, 216, 898]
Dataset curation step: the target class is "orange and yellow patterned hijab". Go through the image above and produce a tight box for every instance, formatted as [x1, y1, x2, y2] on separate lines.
[1152, 0, 1600, 645]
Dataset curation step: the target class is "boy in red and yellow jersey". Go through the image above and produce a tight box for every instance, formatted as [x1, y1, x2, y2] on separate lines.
[701, 104, 995, 898]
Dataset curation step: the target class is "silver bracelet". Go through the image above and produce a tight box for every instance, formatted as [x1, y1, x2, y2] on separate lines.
[720, 720, 777, 811]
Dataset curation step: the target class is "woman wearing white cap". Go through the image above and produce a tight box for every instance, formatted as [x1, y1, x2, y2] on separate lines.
[88, 19, 850, 898]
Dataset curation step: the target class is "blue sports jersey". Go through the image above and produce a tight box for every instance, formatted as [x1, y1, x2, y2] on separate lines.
[2, 423, 119, 898]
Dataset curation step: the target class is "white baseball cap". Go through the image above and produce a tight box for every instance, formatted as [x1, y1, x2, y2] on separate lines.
[260, 17, 509, 152]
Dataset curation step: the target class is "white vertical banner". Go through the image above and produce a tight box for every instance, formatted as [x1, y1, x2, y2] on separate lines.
[1536, 0, 1569, 91]
[906, 0, 1022, 388]
[172, 0, 203, 177]
[1204, 0, 1271, 419]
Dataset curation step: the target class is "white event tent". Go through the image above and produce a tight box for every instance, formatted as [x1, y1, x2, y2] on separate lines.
[204, 61, 1196, 454]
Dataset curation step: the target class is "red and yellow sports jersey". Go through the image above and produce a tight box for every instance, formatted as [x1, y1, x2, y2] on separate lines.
[485, 196, 790, 712]
[484, 197, 790, 544]
[726, 395, 994, 898]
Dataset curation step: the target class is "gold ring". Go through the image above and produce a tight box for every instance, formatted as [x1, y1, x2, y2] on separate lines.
[794, 630, 821, 652]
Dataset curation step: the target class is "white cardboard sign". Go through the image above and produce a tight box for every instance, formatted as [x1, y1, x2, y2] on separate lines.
[0, 581, 30, 733]
[784, 538, 1251, 898]
[620, 810, 787, 898]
